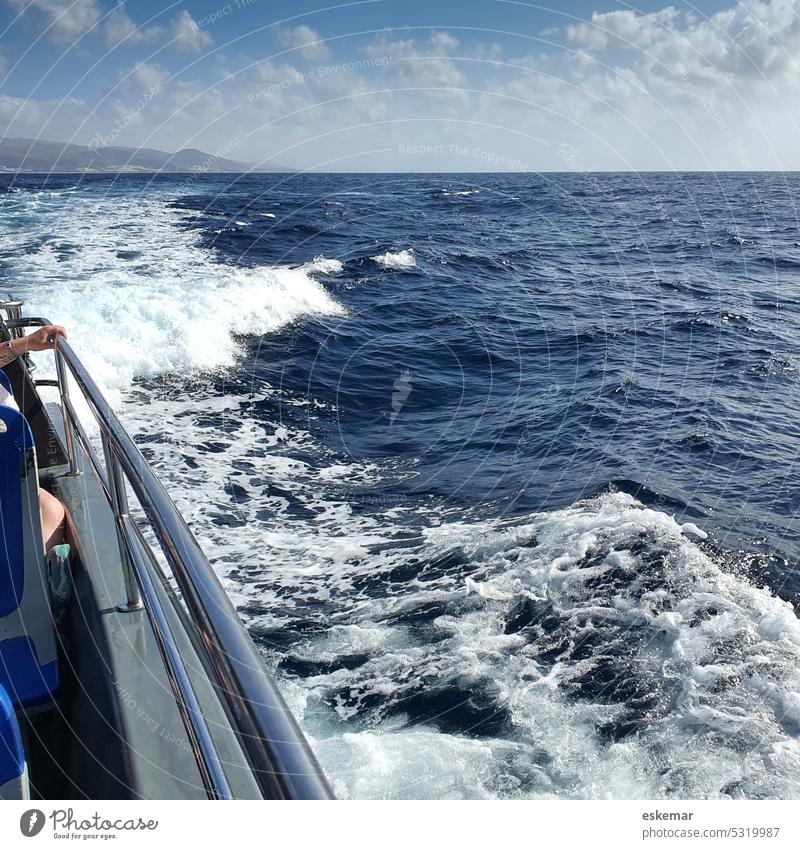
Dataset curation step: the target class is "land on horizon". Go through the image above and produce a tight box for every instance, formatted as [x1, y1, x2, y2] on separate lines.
[1, 140, 793, 177]
[0, 137, 290, 174]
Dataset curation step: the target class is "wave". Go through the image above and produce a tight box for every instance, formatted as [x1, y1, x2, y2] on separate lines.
[432, 188, 481, 198]
[269, 492, 800, 799]
[372, 249, 417, 269]
[131, 389, 800, 800]
[1, 189, 345, 405]
[757, 255, 800, 270]
[301, 256, 344, 275]
[109, 373, 800, 799]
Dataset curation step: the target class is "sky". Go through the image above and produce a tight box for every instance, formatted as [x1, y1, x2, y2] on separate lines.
[1, 0, 799, 171]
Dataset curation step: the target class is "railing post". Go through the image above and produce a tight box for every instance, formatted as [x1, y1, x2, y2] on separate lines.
[54, 349, 81, 476]
[0, 300, 25, 339]
[101, 435, 144, 613]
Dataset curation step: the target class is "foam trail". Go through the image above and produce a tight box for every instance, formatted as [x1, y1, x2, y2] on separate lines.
[270, 492, 800, 799]
[301, 256, 344, 275]
[372, 249, 416, 269]
[2, 187, 345, 405]
[113, 388, 800, 801]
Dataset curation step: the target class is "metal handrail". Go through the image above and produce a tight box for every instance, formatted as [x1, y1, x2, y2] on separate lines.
[3, 315, 332, 800]
[45, 371, 232, 799]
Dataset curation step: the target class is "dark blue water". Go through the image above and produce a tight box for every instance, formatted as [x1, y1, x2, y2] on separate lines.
[4, 171, 800, 798]
[183, 172, 800, 561]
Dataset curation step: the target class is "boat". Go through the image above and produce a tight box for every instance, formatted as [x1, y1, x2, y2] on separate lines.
[0, 298, 332, 800]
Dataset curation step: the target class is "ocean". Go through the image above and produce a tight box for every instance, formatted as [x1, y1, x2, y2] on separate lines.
[2, 170, 800, 799]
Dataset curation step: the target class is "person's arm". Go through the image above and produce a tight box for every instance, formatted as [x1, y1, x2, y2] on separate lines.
[0, 325, 68, 368]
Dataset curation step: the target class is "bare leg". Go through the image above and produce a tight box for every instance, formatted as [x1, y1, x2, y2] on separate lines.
[39, 488, 66, 550]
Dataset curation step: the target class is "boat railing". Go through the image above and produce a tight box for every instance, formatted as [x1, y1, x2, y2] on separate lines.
[0, 310, 332, 801]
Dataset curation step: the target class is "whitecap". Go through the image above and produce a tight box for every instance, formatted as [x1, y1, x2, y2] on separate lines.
[301, 256, 344, 275]
[2, 189, 346, 410]
[372, 249, 416, 269]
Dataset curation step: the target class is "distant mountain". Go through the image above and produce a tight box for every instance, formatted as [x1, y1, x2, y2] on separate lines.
[0, 137, 287, 173]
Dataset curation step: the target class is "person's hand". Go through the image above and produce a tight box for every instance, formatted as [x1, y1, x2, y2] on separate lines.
[13, 325, 68, 354]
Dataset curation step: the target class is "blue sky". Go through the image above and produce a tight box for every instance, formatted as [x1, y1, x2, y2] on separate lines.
[1, 1, 798, 170]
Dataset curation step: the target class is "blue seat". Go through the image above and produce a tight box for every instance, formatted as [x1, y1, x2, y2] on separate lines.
[0, 403, 59, 708]
[0, 681, 26, 799]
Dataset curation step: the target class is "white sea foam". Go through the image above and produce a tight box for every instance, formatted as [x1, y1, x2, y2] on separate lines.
[372, 249, 416, 269]
[274, 492, 800, 799]
[1, 188, 345, 406]
[301, 256, 344, 275]
[680, 521, 708, 540]
[115, 337, 800, 800]
[117, 377, 800, 801]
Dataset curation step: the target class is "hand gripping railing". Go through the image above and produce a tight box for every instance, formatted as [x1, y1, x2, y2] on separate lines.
[3, 315, 332, 801]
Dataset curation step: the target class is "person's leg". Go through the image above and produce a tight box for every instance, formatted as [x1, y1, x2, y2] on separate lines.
[39, 488, 65, 550]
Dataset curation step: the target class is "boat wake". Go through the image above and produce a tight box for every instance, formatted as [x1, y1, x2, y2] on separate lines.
[1, 184, 345, 404]
[122, 386, 800, 799]
[279, 492, 800, 799]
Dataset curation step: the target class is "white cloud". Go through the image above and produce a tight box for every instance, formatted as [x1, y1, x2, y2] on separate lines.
[6, 1, 213, 54]
[168, 9, 213, 54]
[103, 3, 150, 47]
[5, 1, 800, 171]
[7, 0, 101, 45]
[563, 0, 800, 86]
[486, 0, 800, 170]
[429, 31, 459, 52]
[363, 32, 466, 90]
[277, 25, 331, 62]
[650, 0, 800, 83]
[566, 7, 681, 51]
[121, 61, 168, 94]
[0, 92, 88, 140]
